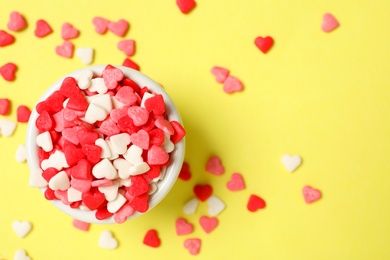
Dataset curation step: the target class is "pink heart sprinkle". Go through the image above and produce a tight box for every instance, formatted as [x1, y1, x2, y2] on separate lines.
[322, 13, 339, 32]
[102, 66, 124, 89]
[184, 238, 201, 255]
[117, 39, 135, 56]
[72, 219, 90, 231]
[55, 41, 74, 58]
[302, 186, 321, 203]
[211, 66, 229, 83]
[205, 155, 224, 175]
[108, 19, 129, 37]
[148, 145, 169, 165]
[223, 75, 243, 94]
[92, 16, 110, 34]
[7, 11, 27, 32]
[130, 129, 149, 150]
[176, 218, 194, 236]
[61, 22, 79, 40]
[34, 19, 53, 38]
[226, 172, 245, 191]
[199, 216, 218, 234]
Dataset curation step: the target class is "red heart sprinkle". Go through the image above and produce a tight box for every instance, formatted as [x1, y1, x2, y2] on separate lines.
[7, 11, 27, 32]
[35, 110, 54, 132]
[81, 144, 102, 165]
[127, 175, 150, 197]
[108, 19, 129, 37]
[42, 168, 58, 182]
[61, 22, 79, 40]
[129, 193, 149, 213]
[223, 75, 243, 94]
[143, 229, 161, 248]
[0, 30, 15, 47]
[64, 143, 86, 167]
[92, 16, 110, 34]
[130, 129, 149, 150]
[199, 216, 218, 234]
[95, 207, 113, 220]
[170, 121, 186, 144]
[0, 98, 10, 115]
[122, 58, 140, 71]
[70, 159, 92, 180]
[34, 19, 53, 38]
[302, 186, 321, 203]
[148, 128, 164, 146]
[178, 162, 191, 181]
[255, 36, 274, 54]
[176, 217, 194, 236]
[117, 39, 135, 56]
[82, 191, 106, 210]
[176, 0, 196, 14]
[145, 94, 166, 116]
[148, 145, 169, 165]
[0, 63, 17, 81]
[247, 194, 266, 212]
[226, 172, 245, 191]
[211, 66, 229, 83]
[16, 105, 31, 123]
[56, 41, 74, 58]
[193, 184, 212, 202]
[205, 156, 224, 175]
[77, 128, 99, 146]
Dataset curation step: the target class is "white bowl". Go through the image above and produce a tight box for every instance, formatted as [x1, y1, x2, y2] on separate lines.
[26, 65, 185, 224]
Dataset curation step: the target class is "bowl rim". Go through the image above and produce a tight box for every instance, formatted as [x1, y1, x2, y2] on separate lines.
[26, 65, 185, 224]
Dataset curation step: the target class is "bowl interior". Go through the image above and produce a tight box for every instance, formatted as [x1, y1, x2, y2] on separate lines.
[26, 65, 185, 224]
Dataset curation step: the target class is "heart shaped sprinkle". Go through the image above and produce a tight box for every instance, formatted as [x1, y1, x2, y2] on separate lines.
[0, 30, 15, 47]
[0, 119, 17, 137]
[48, 170, 70, 191]
[130, 129, 149, 150]
[147, 145, 169, 165]
[0, 62, 17, 81]
[15, 144, 27, 163]
[176, 218, 194, 236]
[193, 184, 213, 202]
[183, 197, 199, 214]
[82, 190, 106, 210]
[177, 0, 196, 14]
[102, 66, 124, 89]
[143, 229, 161, 248]
[61, 22, 79, 40]
[302, 185, 321, 203]
[184, 238, 201, 255]
[114, 203, 135, 223]
[36, 132, 53, 152]
[207, 195, 226, 216]
[247, 194, 266, 212]
[226, 172, 245, 191]
[179, 162, 191, 181]
[55, 41, 74, 58]
[75, 47, 94, 65]
[255, 36, 274, 53]
[34, 19, 53, 38]
[122, 57, 140, 70]
[98, 230, 118, 249]
[281, 154, 302, 172]
[322, 13, 339, 32]
[211, 66, 229, 83]
[72, 219, 90, 231]
[92, 16, 110, 34]
[117, 39, 135, 56]
[7, 11, 27, 32]
[12, 220, 32, 238]
[205, 155, 224, 175]
[0, 98, 10, 115]
[199, 216, 218, 234]
[16, 105, 31, 123]
[108, 19, 129, 37]
[223, 75, 244, 94]
[14, 249, 31, 260]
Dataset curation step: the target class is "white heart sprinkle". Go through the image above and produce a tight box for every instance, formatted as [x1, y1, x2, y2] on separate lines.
[92, 158, 118, 180]
[107, 193, 126, 213]
[111, 96, 126, 109]
[12, 221, 32, 238]
[89, 93, 112, 112]
[41, 150, 69, 171]
[98, 230, 118, 249]
[113, 158, 133, 179]
[98, 182, 120, 201]
[14, 249, 31, 260]
[123, 145, 143, 165]
[36, 131, 53, 152]
[29, 168, 47, 188]
[110, 133, 131, 155]
[67, 187, 82, 202]
[95, 138, 112, 158]
[88, 77, 108, 94]
[84, 103, 109, 124]
[15, 144, 26, 163]
[207, 195, 226, 217]
[75, 69, 93, 89]
[48, 170, 70, 191]
[148, 183, 157, 195]
[0, 119, 17, 137]
[75, 47, 94, 65]
[129, 162, 150, 176]
[281, 154, 302, 172]
[183, 197, 199, 215]
[162, 133, 174, 153]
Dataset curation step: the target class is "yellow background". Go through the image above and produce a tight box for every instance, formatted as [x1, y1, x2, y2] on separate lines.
[1, 0, 390, 259]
